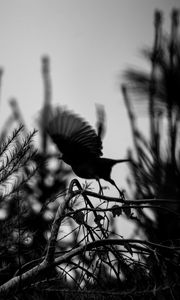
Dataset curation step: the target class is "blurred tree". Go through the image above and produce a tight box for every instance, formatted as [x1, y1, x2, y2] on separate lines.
[2, 9, 180, 298]
[0, 57, 70, 291]
[123, 8, 180, 297]
[0, 56, 154, 299]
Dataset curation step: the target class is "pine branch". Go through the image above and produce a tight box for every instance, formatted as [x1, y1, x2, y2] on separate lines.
[0, 125, 23, 157]
[0, 127, 37, 199]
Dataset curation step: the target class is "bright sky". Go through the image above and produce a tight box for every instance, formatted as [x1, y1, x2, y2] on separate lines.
[0, 0, 179, 199]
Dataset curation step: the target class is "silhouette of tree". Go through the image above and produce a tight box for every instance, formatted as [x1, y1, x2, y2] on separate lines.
[123, 8, 180, 298]
[0, 57, 70, 294]
[2, 10, 180, 299]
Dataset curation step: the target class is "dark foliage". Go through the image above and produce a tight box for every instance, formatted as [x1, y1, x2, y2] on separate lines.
[1, 10, 180, 299]
[123, 8, 180, 298]
[0, 58, 70, 291]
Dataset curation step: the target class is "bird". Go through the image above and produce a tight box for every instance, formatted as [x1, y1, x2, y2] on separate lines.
[44, 106, 129, 196]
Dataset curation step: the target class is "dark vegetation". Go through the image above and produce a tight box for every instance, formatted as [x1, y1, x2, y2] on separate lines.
[0, 8, 180, 300]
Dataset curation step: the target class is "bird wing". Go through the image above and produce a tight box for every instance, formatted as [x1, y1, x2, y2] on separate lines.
[45, 107, 103, 161]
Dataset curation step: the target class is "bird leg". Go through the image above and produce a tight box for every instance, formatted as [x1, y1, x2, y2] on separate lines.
[108, 178, 125, 200]
[96, 178, 104, 195]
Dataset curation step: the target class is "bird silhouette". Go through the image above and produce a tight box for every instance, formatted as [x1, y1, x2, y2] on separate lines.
[45, 107, 129, 196]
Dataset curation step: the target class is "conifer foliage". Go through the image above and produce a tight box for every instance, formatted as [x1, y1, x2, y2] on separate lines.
[1, 10, 180, 299]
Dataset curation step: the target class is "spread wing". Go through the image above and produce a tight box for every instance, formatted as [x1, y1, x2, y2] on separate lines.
[45, 107, 103, 163]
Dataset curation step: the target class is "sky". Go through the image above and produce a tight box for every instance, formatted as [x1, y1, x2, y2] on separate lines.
[0, 0, 179, 198]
